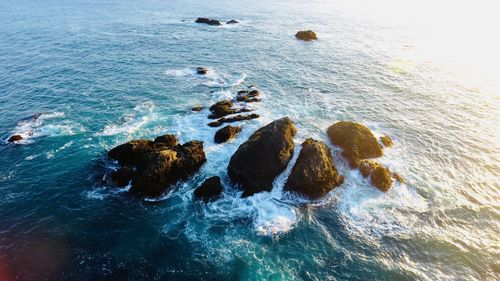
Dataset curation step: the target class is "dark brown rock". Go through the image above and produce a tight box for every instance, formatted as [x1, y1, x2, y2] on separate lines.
[195, 18, 221, 26]
[236, 89, 261, 102]
[327, 121, 383, 167]
[295, 30, 317, 41]
[108, 135, 206, 197]
[380, 135, 393, 147]
[8, 134, 23, 142]
[214, 125, 242, 144]
[208, 100, 251, 119]
[285, 139, 344, 199]
[196, 67, 208, 75]
[192, 105, 203, 112]
[194, 176, 223, 202]
[226, 20, 239, 24]
[228, 118, 296, 196]
[208, 114, 260, 127]
[111, 166, 134, 187]
[358, 159, 400, 191]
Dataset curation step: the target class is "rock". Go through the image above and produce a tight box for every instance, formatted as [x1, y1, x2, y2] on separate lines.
[214, 125, 242, 144]
[392, 172, 405, 184]
[327, 121, 383, 167]
[194, 176, 223, 202]
[195, 18, 221, 26]
[236, 89, 261, 102]
[131, 141, 206, 197]
[208, 113, 260, 127]
[196, 67, 208, 75]
[380, 135, 393, 147]
[226, 20, 239, 24]
[285, 139, 344, 199]
[228, 118, 297, 196]
[208, 100, 250, 119]
[8, 134, 23, 142]
[108, 135, 206, 197]
[295, 30, 317, 41]
[111, 166, 134, 187]
[358, 159, 399, 192]
[192, 105, 203, 112]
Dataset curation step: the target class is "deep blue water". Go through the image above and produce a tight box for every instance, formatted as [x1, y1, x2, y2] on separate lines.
[0, 0, 499, 280]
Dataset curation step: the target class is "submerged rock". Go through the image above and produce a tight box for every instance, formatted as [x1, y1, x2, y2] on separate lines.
[8, 134, 23, 142]
[108, 135, 206, 197]
[196, 67, 208, 75]
[228, 117, 297, 197]
[194, 176, 223, 202]
[327, 121, 383, 167]
[226, 19, 239, 24]
[285, 139, 344, 199]
[192, 105, 203, 112]
[380, 135, 393, 147]
[195, 18, 221, 26]
[208, 113, 259, 127]
[214, 125, 241, 144]
[295, 30, 317, 41]
[111, 166, 134, 187]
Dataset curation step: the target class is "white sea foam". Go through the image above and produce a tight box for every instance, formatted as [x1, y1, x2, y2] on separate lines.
[164, 68, 195, 77]
[97, 101, 155, 136]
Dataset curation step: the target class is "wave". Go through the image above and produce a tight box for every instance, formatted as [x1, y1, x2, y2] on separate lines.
[97, 101, 155, 136]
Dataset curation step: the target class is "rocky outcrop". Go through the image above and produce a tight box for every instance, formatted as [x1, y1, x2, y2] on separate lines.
[110, 166, 134, 187]
[196, 67, 208, 75]
[284, 139, 344, 199]
[327, 121, 383, 167]
[228, 118, 297, 197]
[358, 160, 403, 192]
[214, 125, 242, 144]
[226, 20, 239, 24]
[195, 18, 221, 26]
[108, 135, 206, 197]
[194, 176, 223, 202]
[380, 136, 393, 147]
[295, 30, 317, 41]
[236, 89, 260, 102]
[208, 113, 259, 127]
[8, 135, 23, 142]
[208, 100, 251, 119]
[192, 105, 203, 112]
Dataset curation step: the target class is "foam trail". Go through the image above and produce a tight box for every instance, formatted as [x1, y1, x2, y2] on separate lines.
[97, 102, 155, 136]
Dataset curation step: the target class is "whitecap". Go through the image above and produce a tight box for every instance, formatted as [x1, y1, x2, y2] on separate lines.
[97, 101, 155, 136]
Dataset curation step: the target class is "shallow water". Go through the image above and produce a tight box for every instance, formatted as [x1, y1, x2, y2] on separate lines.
[0, 0, 499, 280]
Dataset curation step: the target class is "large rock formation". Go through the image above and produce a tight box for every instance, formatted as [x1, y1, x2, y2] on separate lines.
[295, 30, 317, 41]
[108, 135, 206, 197]
[327, 121, 383, 167]
[284, 139, 344, 199]
[214, 125, 241, 144]
[194, 176, 223, 202]
[228, 118, 297, 197]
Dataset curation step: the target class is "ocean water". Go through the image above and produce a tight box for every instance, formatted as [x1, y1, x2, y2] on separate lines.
[0, 0, 499, 280]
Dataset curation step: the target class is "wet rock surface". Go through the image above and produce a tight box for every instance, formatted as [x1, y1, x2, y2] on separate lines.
[194, 176, 223, 202]
[295, 30, 317, 41]
[214, 125, 242, 144]
[228, 118, 297, 197]
[285, 138, 344, 199]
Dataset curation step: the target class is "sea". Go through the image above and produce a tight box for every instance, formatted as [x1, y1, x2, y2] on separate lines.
[0, 0, 498, 280]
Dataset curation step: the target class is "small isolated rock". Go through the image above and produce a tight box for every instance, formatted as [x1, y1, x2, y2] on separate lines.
[196, 67, 208, 75]
[285, 138, 344, 199]
[214, 125, 242, 144]
[194, 176, 223, 202]
[208, 113, 260, 127]
[327, 121, 383, 167]
[192, 105, 203, 112]
[380, 135, 393, 147]
[8, 134, 23, 142]
[195, 18, 221, 26]
[228, 117, 297, 196]
[237, 89, 261, 102]
[226, 20, 239, 24]
[295, 30, 317, 41]
[208, 100, 250, 119]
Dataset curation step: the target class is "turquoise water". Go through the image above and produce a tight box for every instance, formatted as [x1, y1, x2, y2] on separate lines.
[0, 0, 499, 280]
